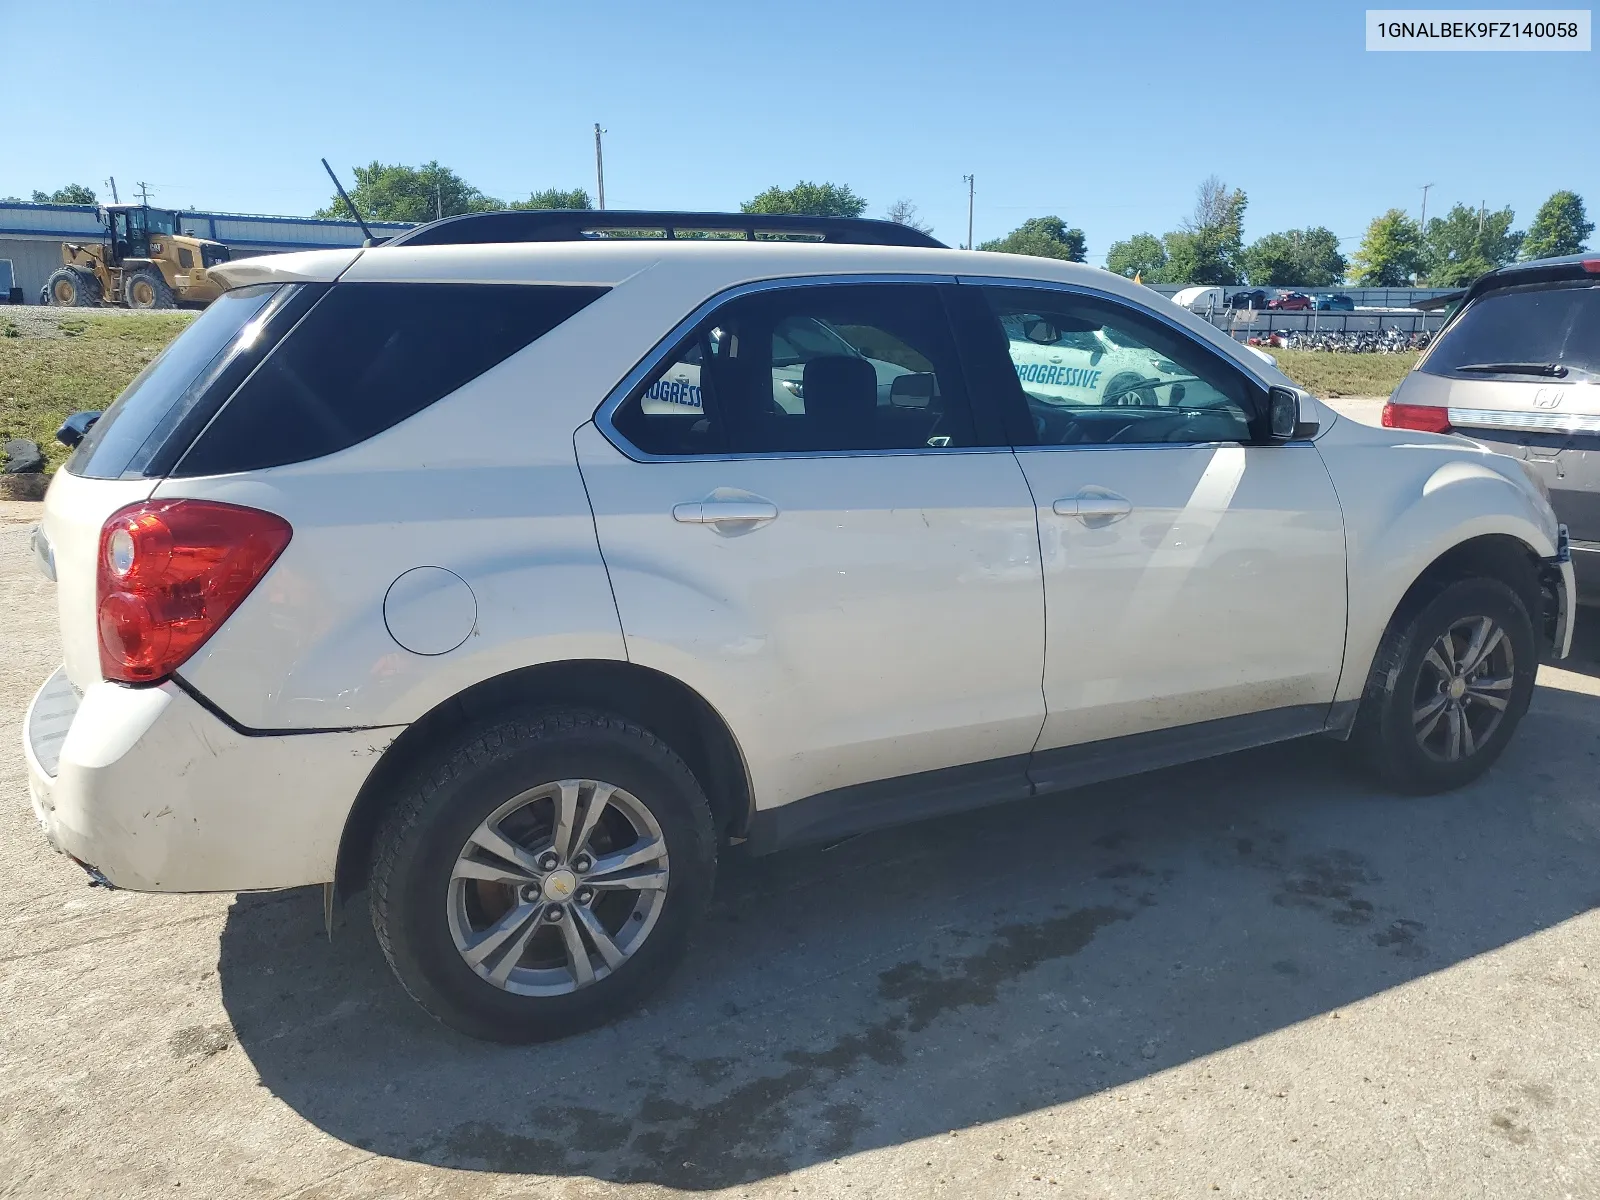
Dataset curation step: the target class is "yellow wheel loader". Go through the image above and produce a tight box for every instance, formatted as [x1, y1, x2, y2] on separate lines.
[44, 204, 230, 308]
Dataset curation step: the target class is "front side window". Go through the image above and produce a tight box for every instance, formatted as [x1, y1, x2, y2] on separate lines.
[984, 287, 1259, 446]
[612, 283, 980, 456]
[1420, 282, 1600, 381]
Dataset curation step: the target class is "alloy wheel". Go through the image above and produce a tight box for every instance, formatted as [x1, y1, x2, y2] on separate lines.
[1410, 615, 1515, 763]
[446, 779, 669, 996]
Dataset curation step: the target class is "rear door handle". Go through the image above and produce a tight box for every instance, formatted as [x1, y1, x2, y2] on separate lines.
[1052, 491, 1132, 523]
[672, 500, 780, 525]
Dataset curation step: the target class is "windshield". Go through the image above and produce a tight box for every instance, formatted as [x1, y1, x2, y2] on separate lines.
[68, 285, 285, 478]
[1422, 282, 1600, 381]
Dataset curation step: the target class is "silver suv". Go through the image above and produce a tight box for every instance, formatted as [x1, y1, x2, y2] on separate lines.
[1384, 254, 1599, 597]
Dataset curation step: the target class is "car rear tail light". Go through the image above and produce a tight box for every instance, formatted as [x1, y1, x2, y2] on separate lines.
[1583, 259, 1600, 275]
[1382, 402, 1453, 434]
[97, 499, 292, 684]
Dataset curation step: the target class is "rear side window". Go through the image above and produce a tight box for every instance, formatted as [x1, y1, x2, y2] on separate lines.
[610, 282, 981, 456]
[1422, 282, 1600, 380]
[175, 283, 606, 475]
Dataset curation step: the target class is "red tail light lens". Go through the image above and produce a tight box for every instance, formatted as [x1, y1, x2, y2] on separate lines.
[1382, 402, 1453, 434]
[1582, 259, 1600, 274]
[97, 499, 292, 683]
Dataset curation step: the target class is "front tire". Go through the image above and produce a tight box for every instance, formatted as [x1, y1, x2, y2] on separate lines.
[1352, 577, 1537, 793]
[369, 708, 717, 1043]
[123, 268, 175, 309]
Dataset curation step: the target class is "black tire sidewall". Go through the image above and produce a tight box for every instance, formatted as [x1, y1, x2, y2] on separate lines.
[372, 711, 716, 1043]
[125, 269, 171, 309]
[1369, 578, 1536, 791]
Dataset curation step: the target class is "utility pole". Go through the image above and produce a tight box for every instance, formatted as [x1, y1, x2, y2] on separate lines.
[963, 174, 975, 250]
[135, 180, 150, 205]
[594, 124, 607, 211]
[1419, 182, 1432, 233]
[435, 181, 442, 221]
[1478, 200, 1486, 236]
[105, 176, 120, 203]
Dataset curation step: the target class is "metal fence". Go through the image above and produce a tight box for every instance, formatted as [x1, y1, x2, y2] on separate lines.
[1145, 282, 1458, 310]
[1205, 308, 1445, 340]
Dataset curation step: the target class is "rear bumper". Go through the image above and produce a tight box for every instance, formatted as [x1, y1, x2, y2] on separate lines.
[23, 667, 400, 893]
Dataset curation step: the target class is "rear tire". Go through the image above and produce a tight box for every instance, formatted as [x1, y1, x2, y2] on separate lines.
[1351, 577, 1537, 793]
[369, 707, 717, 1043]
[44, 267, 100, 307]
[123, 268, 175, 309]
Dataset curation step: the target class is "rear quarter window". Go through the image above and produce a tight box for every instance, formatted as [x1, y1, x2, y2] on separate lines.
[174, 282, 607, 476]
[68, 283, 292, 480]
[1422, 282, 1600, 379]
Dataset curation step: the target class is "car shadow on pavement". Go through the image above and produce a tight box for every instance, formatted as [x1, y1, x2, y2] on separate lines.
[217, 676, 1600, 1191]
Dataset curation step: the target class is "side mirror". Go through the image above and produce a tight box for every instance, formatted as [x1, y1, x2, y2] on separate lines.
[890, 373, 937, 408]
[56, 410, 102, 448]
[1263, 386, 1318, 443]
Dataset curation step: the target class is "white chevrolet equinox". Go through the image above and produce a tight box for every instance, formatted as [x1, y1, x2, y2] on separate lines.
[23, 211, 1576, 1042]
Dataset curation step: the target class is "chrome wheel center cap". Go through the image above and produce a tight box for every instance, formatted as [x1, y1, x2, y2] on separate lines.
[1447, 677, 1467, 701]
[542, 869, 578, 903]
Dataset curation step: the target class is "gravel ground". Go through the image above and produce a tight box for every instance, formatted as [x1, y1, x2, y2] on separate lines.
[0, 305, 195, 338]
[2, 400, 1598, 1199]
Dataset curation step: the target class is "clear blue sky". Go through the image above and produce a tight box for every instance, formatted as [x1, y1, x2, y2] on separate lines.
[3, 0, 1595, 261]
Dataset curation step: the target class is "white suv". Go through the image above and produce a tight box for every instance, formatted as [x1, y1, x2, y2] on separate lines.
[23, 211, 1575, 1042]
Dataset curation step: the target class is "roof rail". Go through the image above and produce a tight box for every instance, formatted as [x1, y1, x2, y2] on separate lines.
[384, 209, 947, 250]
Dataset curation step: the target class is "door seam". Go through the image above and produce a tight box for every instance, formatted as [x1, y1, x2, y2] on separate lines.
[571, 421, 631, 665]
[1011, 447, 1051, 764]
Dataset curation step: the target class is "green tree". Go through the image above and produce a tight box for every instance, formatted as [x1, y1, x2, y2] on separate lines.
[979, 216, 1087, 262]
[1160, 176, 1248, 284]
[30, 184, 97, 205]
[1521, 190, 1592, 260]
[1350, 209, 1425, 286]
[1422, 203, 1522, 286]
[741, 181, 867, 218]
[314, 161, 503, 222]
[508, 187, 593, 210]
[1105, 232, 1168, 280]
[1241, 227, 1346, 286]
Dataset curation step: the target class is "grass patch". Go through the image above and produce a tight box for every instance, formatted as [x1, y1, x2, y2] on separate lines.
[0, 312, 194, 471]
[1271, 350, 1417, 398]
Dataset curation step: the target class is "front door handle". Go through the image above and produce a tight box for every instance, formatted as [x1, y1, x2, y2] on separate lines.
[1052, 491, 1132, 524]
[672, 499, 780, 525]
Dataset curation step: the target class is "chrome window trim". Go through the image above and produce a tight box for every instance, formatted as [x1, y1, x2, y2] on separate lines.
[594, 273, 969, 463]
[1449, 407, 1600, 436]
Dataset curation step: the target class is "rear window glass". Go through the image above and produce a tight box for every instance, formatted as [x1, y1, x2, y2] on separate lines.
[1422, 282, 1600, 380]
[68, 284, 285, 479]
[175, 282, 607, 476]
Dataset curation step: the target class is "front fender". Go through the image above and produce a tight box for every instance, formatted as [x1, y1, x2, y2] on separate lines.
[1318, 424, 1560, 704]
